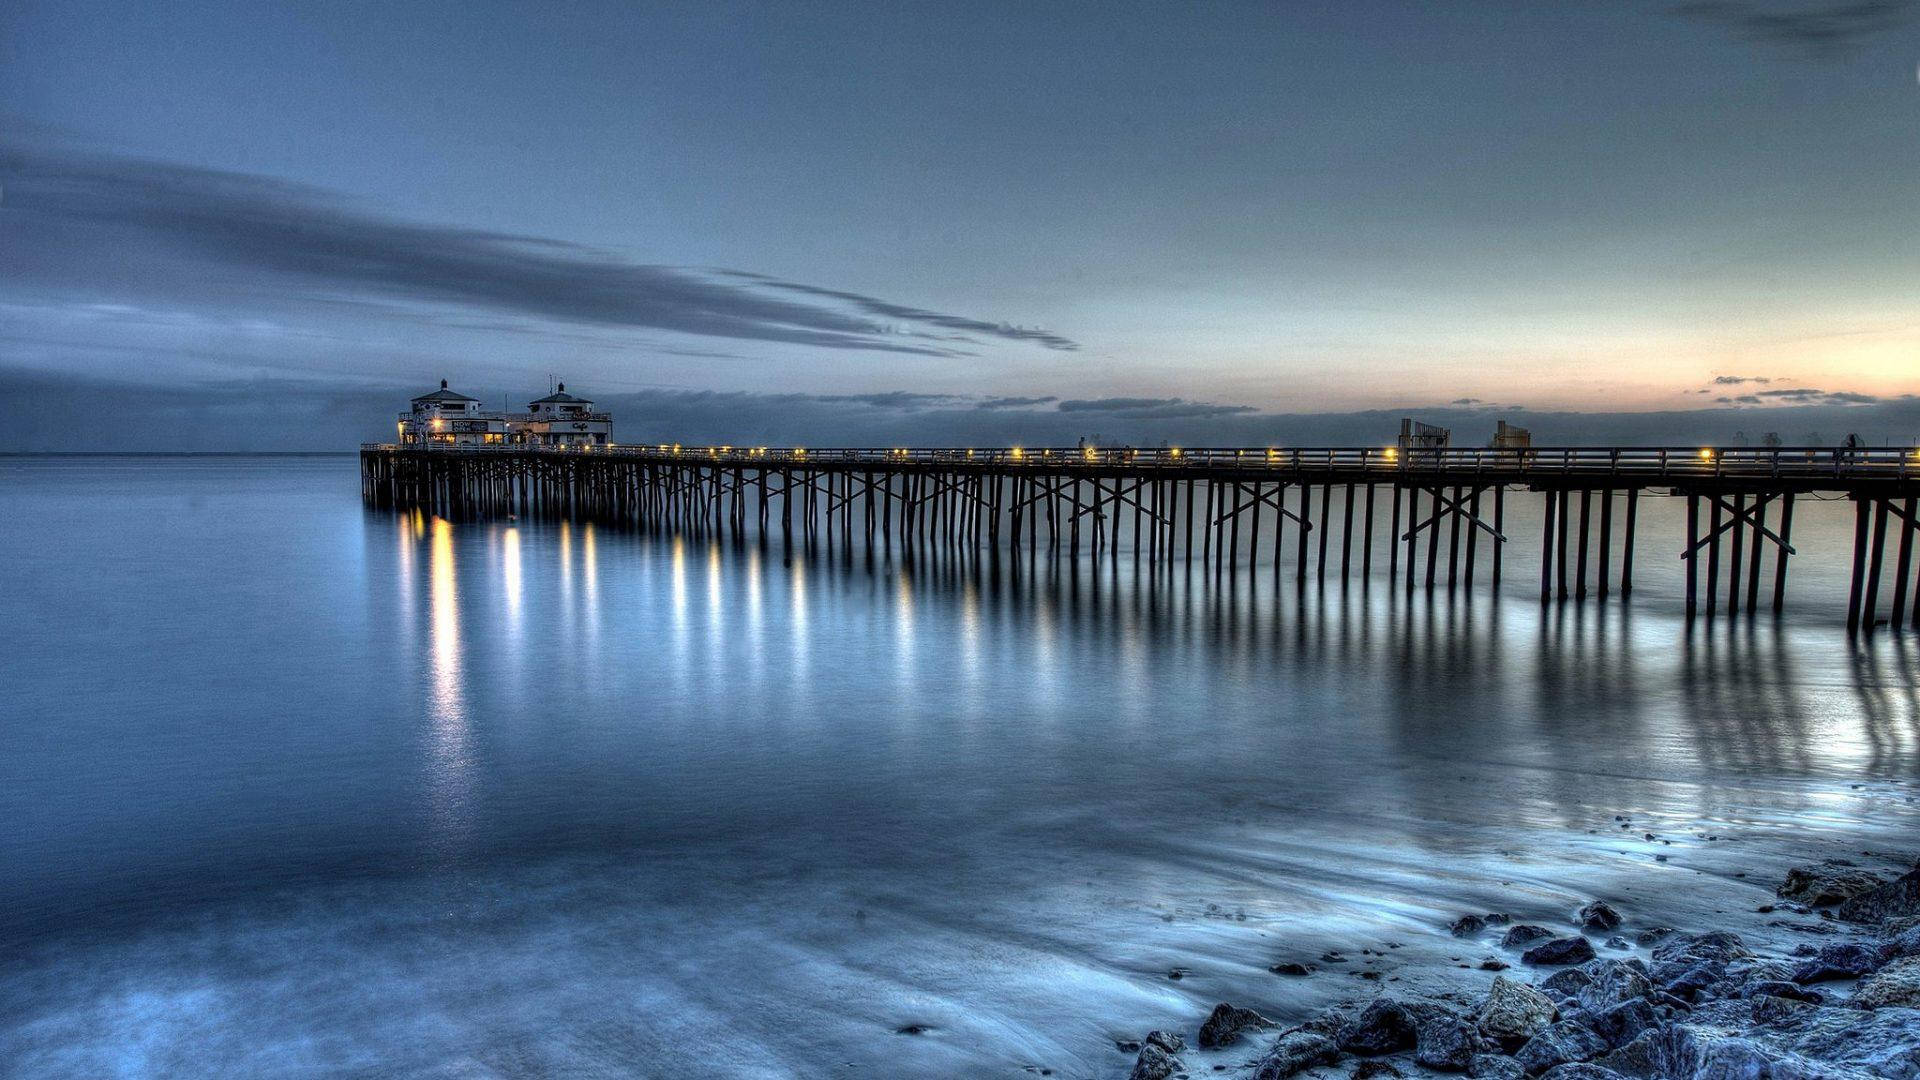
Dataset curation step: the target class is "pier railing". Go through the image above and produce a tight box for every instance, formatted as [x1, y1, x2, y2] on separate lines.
[363, 443, 1919, 480]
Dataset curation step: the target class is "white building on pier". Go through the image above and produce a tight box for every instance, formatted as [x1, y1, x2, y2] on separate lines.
[397, 381, 613, 448]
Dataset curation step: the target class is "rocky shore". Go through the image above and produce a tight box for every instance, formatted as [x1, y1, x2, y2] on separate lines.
[1119, 859, 1920, 1080]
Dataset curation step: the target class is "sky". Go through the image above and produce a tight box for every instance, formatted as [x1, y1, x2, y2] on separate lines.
[1, 0, 1916, 449]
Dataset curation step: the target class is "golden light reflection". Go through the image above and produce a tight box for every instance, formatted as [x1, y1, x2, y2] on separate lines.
[502, 526, 522, 619]
[427, 517, 474, 857]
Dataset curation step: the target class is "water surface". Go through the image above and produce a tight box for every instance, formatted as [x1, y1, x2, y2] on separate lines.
[2, 456, 1916, 1077]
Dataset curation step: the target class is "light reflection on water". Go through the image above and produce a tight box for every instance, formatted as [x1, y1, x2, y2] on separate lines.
[0, 457, 1917, 1078]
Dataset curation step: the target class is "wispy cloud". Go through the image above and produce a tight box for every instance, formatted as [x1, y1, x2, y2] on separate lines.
[0, 141, 1075, 357]
[1055, 396, 1258, 419]
[1712, 374, 1774, 385]
[1669, 1, 1916, 58]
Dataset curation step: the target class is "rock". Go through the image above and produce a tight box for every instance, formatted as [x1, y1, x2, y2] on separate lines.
[1854, 955, 1920, 1009]
[1144, 1030, 1184, 1053]
[1650, 932, 1751, 967]
[1481, 959, 1511, 972]
[1536, 1066, 1628, 1080]
[1270, 962, 1314, 977]
[1515, 1020, 1608, 1075]
[1540, 967, 1593, 999]
[1585, 999, 1658, 1050]
[1690, 1036, 1826, 1080]
[1469, 1054, 1527, 1079]
[1769, 1002, 1920, 1077]
[1478, 976, 1559, 1050]
[1340, 998, 1419, 1056]
[1886, 922, 1920, 960]
[1197, 1002, 1277, 1048]
[1252, 1031, 1342, 1080]
[1748, 993, 1817, 1027]
[1524, 938, 1598, 967]
[1837, 869, 1920, 924]
[1416, 1015, 1477, 1072]
[1745, 981, 1823, 1005]
[1789, 941, 1887, 983]
[1455, 914, 1490, 937]
[1604, 937, 1632, 951]
[1128, 1042, 1182, 1080]
[1351, 1063, 1403, 1079]
[1578, 902, 1623, 932]
[1596, 1027, 1698, 1079]
[1633, 927, 1677, 947]
[1578, 961, 1653, 1010]
[1504, 925, 1556, 948]
[1779, 861, 1887, 907]
[1659, 960, 1728, 1002]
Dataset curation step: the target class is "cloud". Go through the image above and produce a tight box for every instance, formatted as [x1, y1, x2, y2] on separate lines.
[975, 395, 1059, 410]
[1754, 387, 1881, 404]
[1712, 374, 1774, 384]
[1669, 1, 1916, 58]
[1450, 397, 1484, 405]
[0, 141, 1075, 357]
[1054, 396, 1259, 419]
[720, 273, 1078, 352]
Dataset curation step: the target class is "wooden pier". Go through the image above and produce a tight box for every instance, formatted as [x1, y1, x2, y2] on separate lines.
[362, 443, 1920, 632]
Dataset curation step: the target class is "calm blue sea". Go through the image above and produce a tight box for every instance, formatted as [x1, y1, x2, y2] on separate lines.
[1, 456, 1915, 1078]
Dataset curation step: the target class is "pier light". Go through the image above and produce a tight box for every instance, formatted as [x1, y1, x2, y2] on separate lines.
[1170, 447, 1181, 459]
[1011, 447, 1024, 461]
[1265, 447, 1276, 460]
[1384, 447, 1399, 462]
[673, 443, 682, 454]
[1699, 448, 1715, 462]
[966, 449, 974, 458]
[431, 417, 444, 431]
[795, 447, 806, 458]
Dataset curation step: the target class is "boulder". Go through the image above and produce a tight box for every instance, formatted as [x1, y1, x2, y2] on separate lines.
[1689, 1036, 1827, 1080]
[1536, 1066, 1629, 1080]
[1469, 1054, 1527, 1079]
[1650, 932, 1751, 967]
[1270, 962, 1314, 977]
[1595, 1027, 1697, 1079]
[1351, 1063, 1405, 1080]
[1837, 869, 1920, 924]
[1744, 981, 1823, 1005]
[1660, 961, 1729, 1002]
[1789, 941, 1887, 984]
[1524, 938, 1598, 967]
[1504, 925, 1557, 948]
[1128, 1042, 1182, 1080]
[1778, 861, 1887, 907]
[1853, 955, 1920, 1009]
[1340, 998, 1419, 1056]
[1578, 961, 1653, 1010]
[1578, 902, 1623, 932]
[1515, 1020, 1608, 1075]
[1540, 968, 1593, 999]
[1769, 1002, 1920, 1077]
[1144, 1030, 1184, 1053]
[1454, 914, 1490, 937]
[1416, 1015, 1477, 1072]
[1478, 976, 1559, 1050]
[1585, 999, 1658, 1050]
[1252, 1031, 1342, 1080]
[1197, 1002, 1277, 1048]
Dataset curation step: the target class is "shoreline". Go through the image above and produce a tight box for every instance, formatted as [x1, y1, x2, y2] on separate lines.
[1117, 852, 1920, 1080]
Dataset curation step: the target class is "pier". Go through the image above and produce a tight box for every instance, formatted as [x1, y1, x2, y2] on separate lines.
[362, 443, 1920, 632]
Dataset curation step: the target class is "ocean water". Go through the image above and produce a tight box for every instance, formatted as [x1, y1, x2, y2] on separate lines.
[1, 455, 1916, 1078]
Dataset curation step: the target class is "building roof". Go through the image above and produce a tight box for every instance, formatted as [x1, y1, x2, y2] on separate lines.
[412, 379, 479, 403]
[530, 382, 592, 404]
